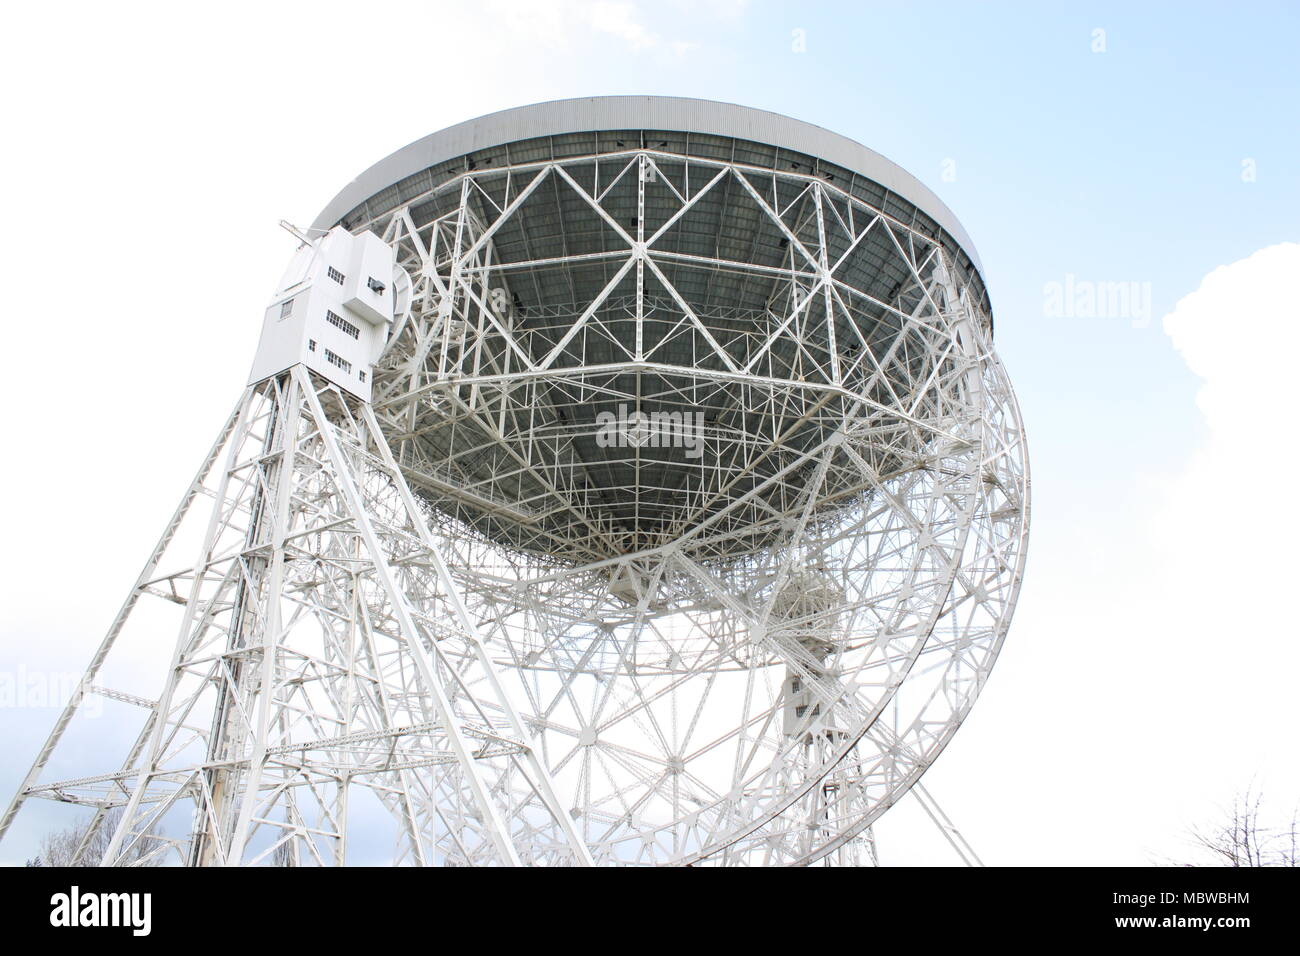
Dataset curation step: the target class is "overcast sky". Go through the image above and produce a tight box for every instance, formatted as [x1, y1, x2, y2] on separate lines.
[1, 0, 1297, 865]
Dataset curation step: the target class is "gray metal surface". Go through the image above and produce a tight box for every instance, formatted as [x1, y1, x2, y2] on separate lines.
[312, 96, 985, 278]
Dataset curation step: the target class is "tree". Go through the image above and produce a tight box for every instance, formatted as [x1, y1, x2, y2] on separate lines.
[31, 808, 166, 866]
[1179, 788, 1298, 867]
[272, 839, 295, 866]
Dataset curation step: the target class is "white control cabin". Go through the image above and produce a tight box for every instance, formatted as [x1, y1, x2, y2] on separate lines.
[248, 226, 396, 401]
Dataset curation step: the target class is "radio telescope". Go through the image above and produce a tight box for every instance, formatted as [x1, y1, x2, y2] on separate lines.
[1, 97, 1028, 866]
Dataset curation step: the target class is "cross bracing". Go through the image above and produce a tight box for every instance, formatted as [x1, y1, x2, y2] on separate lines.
[1, 107, 1028, 865]
[361, 146, 999, 569]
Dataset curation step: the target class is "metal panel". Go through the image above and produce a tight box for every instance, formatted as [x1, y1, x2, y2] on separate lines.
[311, 96, 985, 275]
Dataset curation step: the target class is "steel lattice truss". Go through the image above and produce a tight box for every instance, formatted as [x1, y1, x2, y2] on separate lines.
[361, 147, 1029, 864]
[1, 144, 1028, 866]
[3, 368, 595, 865]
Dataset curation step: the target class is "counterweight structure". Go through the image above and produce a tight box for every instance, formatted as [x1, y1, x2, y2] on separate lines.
[1, 98, 1029, 866]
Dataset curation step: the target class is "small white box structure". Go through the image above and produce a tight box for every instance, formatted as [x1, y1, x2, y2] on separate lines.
[248, 227, 396, 401]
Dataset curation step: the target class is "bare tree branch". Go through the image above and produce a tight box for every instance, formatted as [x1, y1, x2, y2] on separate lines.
[31, 808, 166, 867]
[1177, 787, 1299, 867]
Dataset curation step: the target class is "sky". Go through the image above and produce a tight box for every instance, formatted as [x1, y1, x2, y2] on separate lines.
[0, 0, 1297, 865]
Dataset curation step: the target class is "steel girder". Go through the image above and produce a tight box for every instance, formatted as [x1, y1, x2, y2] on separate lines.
[357, 149, 1029, 865]
[1, 147, 1028, 866]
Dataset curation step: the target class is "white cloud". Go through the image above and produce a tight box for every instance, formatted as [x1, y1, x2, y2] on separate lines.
[587, 1, 660, 50]
[486, 0, 739, 58]
[486, 0, 658, 53]
[1163, 243, 1300, 444]
[1144, 242, 1300, 806]
[894, 245, 1300, 865]
[1155, 243, 1300, 555]
[667, 0, 750, 19]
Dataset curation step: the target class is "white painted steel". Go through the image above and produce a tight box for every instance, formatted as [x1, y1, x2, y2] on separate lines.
[1, 101, 1027, 865]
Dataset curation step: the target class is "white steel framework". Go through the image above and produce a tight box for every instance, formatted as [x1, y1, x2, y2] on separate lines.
[1, 100, 1029, 865]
